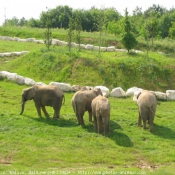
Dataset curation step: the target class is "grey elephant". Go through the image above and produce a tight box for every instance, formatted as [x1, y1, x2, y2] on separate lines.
[71, 88, 103, 125]
[137, 90, 157, 132]
[20, 85, 65, 119]
[91, 95, 110, 136]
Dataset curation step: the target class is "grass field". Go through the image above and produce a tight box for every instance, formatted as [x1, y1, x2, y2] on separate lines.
[0, 81, 175, 174]
[1, 27, 175, 174]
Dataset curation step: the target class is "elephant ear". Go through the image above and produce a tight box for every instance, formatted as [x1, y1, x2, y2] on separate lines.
[26, 86, 36, 100]
[136, 92, 142, 99]
[95, 88, 103, 96]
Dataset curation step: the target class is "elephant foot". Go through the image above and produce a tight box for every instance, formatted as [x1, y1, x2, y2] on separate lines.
[149, 125, 154, 132]
[53, 116, 60, 120]
[137, 123, 141, 127]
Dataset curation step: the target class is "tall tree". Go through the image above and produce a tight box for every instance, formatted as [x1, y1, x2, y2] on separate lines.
[96, 7, 105, 56]
[44, 8, 52, 50]
[74, 12, 82, 51]
[121, 8, 138, 52]
[67, 16, 74, 52]
[169, 22, 175, 39]
[145, 10, 159, 47]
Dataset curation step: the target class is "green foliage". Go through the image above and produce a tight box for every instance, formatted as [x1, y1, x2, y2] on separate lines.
[44, 9, 52, 50]
[74, 13, 82, 51]
[107, 19, 124, 36]
[121, 9, 138, 52]
[121, 32, 138, 52]
[1, 41, 175, 91]
[2, 4, 175, 41]
[67, 17, 74, 52]
[169, 22, 175, 39]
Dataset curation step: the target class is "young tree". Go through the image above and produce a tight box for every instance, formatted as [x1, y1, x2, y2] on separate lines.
[146, 10, 159, 47]
[74, 12, 82, 51]
[121, 8, 138, 53]
[67, 16, 74, 52]
[44, 8, 52, 50]
[169, 22, 175, 39]
[96, 7, 105, 56]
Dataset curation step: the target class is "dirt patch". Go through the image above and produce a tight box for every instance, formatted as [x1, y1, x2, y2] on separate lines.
[0, 159, 11, 165]
[136, 159, 159, 170]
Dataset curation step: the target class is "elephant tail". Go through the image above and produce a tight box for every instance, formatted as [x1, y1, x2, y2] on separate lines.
[62, 95, 65, 105]
[148, 106, 156, 116]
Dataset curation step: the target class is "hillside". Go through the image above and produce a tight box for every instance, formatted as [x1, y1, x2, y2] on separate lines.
[1, 45, 175, 92]
[1, 27, 175, 91]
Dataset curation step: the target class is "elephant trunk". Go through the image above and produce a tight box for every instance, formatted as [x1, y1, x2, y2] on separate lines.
[20, 96, 26, 115]
[20, 102, 25, 115]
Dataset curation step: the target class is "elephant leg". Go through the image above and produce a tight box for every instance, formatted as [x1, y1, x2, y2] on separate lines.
[93, 115, 97, 131]
[53, 105, 60, 119]
[41, 105, 49, 118]
[79, 111, 85, 125]
[149, 107, 155, 132]
[107, 119, 110, 134]
[76, 114, 80, 125]
[35, 103, 42, 117]
[88, 110, 92, 122]
[80, 115, 84, 125]
[102, 116, 108, 137]
[97, 116, 103, 134]
[149, 116, 154, 132]
[138, 112, 142, 127]
[142, 119, 147, 130]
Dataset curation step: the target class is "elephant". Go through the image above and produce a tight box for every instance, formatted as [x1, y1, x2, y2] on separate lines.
[71, 88, 103, 125]
[91, 95, 110, 136]
[137, 90, 157, 132]
[20, 85, 65, 119]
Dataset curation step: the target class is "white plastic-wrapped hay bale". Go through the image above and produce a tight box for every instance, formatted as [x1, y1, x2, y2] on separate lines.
[126, 87, 143, 97]
[26, 38, 35, 42]
[34, 39, 44, 44]
[71, 85, 81, 92]
[52, 39, 60, 45]
[11, 52, 22, 56]
[6, 72, 17, 82]
[85, 44, 94, 50]
[3, 52, 11, 57]
[94, 86, 109, 97]
[0, 53, 4, 57]
[153, 91, 167, 101]
[36, 82, 47, 86]
[107, 46, 115, 52]
[16, 75, 25, 85]
[49, 82, 71, 92]
[110, 87, 126, 97]
[0, 71, 9, 78]
[24, 77, 36, 86]
[166, 90, 175, 101]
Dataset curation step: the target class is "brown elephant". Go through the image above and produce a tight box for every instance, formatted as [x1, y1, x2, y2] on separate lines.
[20, 85, 65, 119]
[71, 88, 102, 125]
[137, 90, 157, 132]
[91, 95, 110, 136]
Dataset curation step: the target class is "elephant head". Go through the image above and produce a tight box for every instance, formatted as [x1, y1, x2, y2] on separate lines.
[20, 86, 37, 115]
[94, 88, 103, 96]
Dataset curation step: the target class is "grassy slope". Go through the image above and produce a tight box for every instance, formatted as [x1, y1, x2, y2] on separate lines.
[0, 81, 175, 174]
[1, 41, 175, 91]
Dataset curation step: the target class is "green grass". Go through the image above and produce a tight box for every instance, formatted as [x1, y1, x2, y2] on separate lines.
[1, 26, 175, 53]
[0, 81, 175, 174]
[1, 27, 175, 174]
[1, 41, 175, 91]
